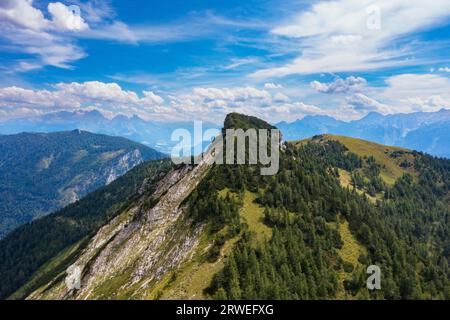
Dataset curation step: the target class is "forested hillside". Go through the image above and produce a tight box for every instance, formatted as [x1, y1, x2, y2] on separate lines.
[202, 134, 450, 299]
[1, 113, 448, 300]
[0, 130, 164, 238]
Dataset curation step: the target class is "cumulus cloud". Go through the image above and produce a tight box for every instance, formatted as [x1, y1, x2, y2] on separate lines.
[273, 92, 290, 103]
[251, 0, 450, 78]
[142, 91, 165, 105]
[0, 1, 90, 32]
[190, 87, 272, 107]
[345, 93, 391, 113]
[332, 73, 450, 117]
[0, 81, 164, 119]
[0, 82, 325, 123]
[0, 0, 49, 30]
[404, 95, 450, 112]
[310, 76, 367, 94]
[167, 86, 323, 123]
[380, 74, 450, 113]
[3, 73, 449, 123]
[48, 2, 89, 31]
[0, 0, 90, 70]
[0, 2, 269, 71]
[54, 81, 141, 104]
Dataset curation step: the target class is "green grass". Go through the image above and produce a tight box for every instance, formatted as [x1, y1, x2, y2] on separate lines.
[90, 267, 134, 300]
[294, 134, 417, 185]
[337, 219, 366, 268]
[240, 192, 272, 244]
[337, 169, 378, 203]
[155, 190, 272, 300]
[11, 237, 88, 300]
[323, 135, 408, 184]
[156, 227, 240, 300]
[337, 168, 352, 188]
[329, 217, 367, 300]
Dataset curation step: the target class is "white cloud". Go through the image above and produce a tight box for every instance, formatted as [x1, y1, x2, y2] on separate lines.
[310, 76, 367, 94]
[54, 81, 140, 104]
[251, 0, 450, 78]
[264, 82, 283, 89]
[380, 74, 450, 113]
[222, 58, 258, 70]
[190, 87, 272, 106]
[328, 73, 450, 117]
[166, 86, 324, 123]
[81, 11, 259, 45]
[48, 2, 89, 31]
[0, 1, 90, 32]
[0, 0, 49, 30]
[273, 92, 290, 103]
[0, 0, 90, 70]
[404, 95, 450, 112]
[0, 81, 164, 119]
[345, 93, 391, 113]
[2, 73, 449, 123]
[0, 3, 266, 71]
[142, 90, 165, 105]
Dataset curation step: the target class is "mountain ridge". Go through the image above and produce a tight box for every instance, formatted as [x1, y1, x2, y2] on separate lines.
[1, 113, 449, 300]
[277, 109, 450, 158]
[0, 110, 219, 154]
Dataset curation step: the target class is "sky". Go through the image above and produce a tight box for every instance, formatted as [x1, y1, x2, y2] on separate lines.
[0, 0, 450, 124]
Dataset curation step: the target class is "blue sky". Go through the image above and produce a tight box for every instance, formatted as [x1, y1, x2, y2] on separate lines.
[0, 0, 450, 123]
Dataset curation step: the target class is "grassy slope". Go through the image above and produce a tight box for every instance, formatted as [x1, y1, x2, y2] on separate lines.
[295, 134, 416, 185]
[240, 192, 272, 245]
[336, 218, 367, 299]
[157, 190, 271, 300]
[338, 168, 377, 203]
[10, 237, 88, 300]
[155, 227, 240, 300]
[323, 135, 408, 184]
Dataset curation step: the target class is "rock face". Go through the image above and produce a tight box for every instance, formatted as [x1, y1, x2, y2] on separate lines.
[60, 149, 146, 204]
[28, 143, 216, 300]
[105, 149, 145, 185]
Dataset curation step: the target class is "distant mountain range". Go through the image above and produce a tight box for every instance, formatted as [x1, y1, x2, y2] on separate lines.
[1, 109, 449, 158]
[0, 130, 164, 239]
[0, 110, 219, 154]
[277, 109, 450, 158]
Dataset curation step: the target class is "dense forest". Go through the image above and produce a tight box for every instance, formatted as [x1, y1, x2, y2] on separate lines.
[183, 116, 450, 299]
